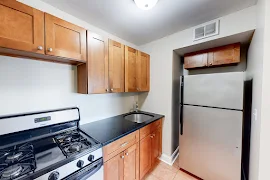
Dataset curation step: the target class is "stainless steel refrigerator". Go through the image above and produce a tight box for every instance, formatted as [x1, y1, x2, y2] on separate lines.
[179, 72, 244, 180]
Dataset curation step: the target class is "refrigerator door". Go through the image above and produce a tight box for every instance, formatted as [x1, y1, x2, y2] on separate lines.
[179, 105, 242, 180]
[183, 72, 244, 110]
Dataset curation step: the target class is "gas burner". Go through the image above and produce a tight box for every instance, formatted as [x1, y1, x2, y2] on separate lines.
[63, 136, 72, 143]
[54, 130, 93, 157]
[66, 143, 82, 153]
[1, 164, 23, 179]
[6, 152, 23, 162]
[0, 143, 36, 180]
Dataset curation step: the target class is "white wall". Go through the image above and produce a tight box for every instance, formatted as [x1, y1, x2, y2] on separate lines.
[0, 0, 139, 124]
[258, 0, 270, 179]
[246, 0, 266, 179]
[139, 6, 256, 157]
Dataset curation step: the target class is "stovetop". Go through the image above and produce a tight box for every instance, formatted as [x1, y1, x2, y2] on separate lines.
[0, 129, 101, 180]
[54, 129, 94, 157]
[0, 144, 36, 180]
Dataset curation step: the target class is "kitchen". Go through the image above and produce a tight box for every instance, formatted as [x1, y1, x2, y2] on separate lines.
[0, 0, 270, 180]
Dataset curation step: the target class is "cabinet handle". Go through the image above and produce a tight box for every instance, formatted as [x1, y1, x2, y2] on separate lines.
[150, 135, 154, 139]
[37, 46, 43, 50]
[126, 152, 129, 156]
[121, 155, 125, 159]
[48, 48, 53, 52]
[121, 142, 128, 147]
[106, 89, 109, 92]
[209, 63, 213, 66]
[111, 88, 114, 92]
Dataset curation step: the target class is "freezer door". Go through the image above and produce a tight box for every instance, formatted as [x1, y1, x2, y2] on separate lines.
[179, 105, 242, 180]
[184, 72, 244, 110]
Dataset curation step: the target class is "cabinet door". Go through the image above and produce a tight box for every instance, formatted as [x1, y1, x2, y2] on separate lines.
[140, 134, 152, 179]
[184, 53, 208, 69]
[125, 46, 138, 92]
[45, 13, 86, 62]
[151, 128, 161, 166]
[0, 0, 44, 54]
[109, 40, 125, 93]
[87, 32, 109, 94]
[123, 143, 139, 180]
[137, 51, 150, 92]
[104, 152, 124, 180]
[208, 43, 240, 66]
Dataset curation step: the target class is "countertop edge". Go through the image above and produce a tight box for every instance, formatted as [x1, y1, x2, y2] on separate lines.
[102, 115, 164, 146]
[79, 111, 164, 147]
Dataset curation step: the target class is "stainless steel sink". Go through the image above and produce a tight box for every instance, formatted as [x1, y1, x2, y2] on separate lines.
[124, 113, 154, 123]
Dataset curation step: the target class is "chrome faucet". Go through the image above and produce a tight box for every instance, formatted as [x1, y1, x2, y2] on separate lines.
[133, 102, 139, 112]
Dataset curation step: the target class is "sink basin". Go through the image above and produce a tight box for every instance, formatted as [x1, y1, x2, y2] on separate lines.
[124, 113, 154, 123]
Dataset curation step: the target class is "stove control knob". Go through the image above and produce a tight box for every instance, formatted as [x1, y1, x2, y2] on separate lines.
[77, 160, 84, 168]
[48, 171, 60, 180]
[88, 155, 95, 162]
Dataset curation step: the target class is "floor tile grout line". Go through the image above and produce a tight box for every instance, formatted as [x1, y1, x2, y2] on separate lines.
[172, 171, 178, 180]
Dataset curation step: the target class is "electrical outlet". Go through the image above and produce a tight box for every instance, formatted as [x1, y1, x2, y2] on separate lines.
[253, 109, 257, 121]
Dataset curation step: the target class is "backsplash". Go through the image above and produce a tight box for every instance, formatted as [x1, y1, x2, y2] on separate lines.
[0, 56, 138, 124]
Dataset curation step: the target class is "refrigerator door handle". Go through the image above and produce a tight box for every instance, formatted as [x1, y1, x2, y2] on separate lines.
[180, 104, 183, 135]
[180, 76, 184, 135]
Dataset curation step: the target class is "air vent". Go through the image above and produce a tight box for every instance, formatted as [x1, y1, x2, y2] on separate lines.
[193, 20, 219, 41]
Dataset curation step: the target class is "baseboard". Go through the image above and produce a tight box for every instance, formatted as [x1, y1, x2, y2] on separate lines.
[159, 146, 179, 166]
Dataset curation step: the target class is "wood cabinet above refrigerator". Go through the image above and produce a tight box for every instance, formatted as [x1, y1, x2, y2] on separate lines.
[184, 43, 240, 69]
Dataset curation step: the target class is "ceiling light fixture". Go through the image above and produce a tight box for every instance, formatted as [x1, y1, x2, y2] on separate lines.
[134, 0, 159, 10]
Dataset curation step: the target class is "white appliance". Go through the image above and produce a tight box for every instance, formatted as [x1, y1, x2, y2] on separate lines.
[179, 72, 244, 180]
[0, 108, 103, 180]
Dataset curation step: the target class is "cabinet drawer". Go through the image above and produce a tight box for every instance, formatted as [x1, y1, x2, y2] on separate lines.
[103, 130, 139, 162]
[140, 119, 162, 140]
[140, 124, 152, 140]
[151, 119, 161, 131]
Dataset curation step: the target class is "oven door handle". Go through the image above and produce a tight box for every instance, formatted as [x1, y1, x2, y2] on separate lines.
[63, 158, 103, 180]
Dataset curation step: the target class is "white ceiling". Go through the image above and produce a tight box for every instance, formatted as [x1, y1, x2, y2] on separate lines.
[41, 0, 257, 45]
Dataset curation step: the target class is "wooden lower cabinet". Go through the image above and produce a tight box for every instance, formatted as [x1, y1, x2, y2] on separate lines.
[123, 143, 140, 180]
[104, 119, 163, 180]
[104, 152, 124, 180]
[139, 134, 152, 179]
[104, 143, 139, 180]
[151, 128, 161, 165]
[140, 125, 162, 180]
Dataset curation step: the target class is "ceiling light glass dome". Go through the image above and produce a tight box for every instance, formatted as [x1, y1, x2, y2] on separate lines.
[134, 0, 159, 10]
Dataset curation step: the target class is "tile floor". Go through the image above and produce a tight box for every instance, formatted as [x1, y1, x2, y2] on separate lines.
[144, 157, 197, 180]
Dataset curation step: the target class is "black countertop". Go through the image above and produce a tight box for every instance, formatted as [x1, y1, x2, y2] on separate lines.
[79, 111, 164, 146]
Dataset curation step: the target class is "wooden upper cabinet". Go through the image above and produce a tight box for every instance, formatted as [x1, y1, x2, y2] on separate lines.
[184, 53, 208, 69]
[45, 13, 87, 62]
[123, 143, 139, 180]
[104, 152, 124, 180]
[137, 51, 150, 92]
[184, 43, 241, 69]
[109, 40, 125, 93]
[125, 46, 138, 92]
[208, 43, 240, 66]
[0, 0, 44, 54]
[87, 32, 109, 94]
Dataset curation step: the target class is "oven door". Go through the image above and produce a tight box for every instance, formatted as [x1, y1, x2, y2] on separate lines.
[63, 158, 103, 180]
